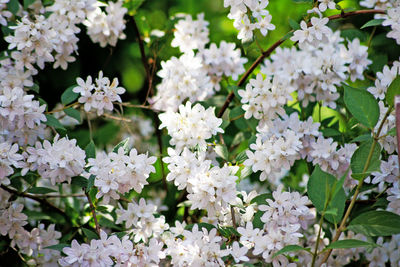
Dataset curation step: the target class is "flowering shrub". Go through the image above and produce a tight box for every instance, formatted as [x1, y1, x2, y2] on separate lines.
[1, 0, 400, 266]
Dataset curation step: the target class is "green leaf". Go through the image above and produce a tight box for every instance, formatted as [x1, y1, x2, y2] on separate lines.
[64, 107, 82, 123]
[124, 0, 145, 15]
[229, 106, 245, 121]
[27, 187, 57, 194]
[228, 85, 242, 101]
[87, 175, 95, 192]
[85, 140, 96, 159]
[44, 114, 66, 131]
[388, 127, 396, 136]
[218, 226, 240, 238]
[61, 85, 79, 105]
[112, 138, 130, 154]
[288, 18, 300, 30]
[350, 140, 381, 176]
[351, 172, 370, 180]
[341, 29, 367, 42]
[235, 150, 248, 163]
[325, 239, 378, 250]
[82, 228, 98, 241]
[307, 165, 346, 224]
[99, 217, 122, 230]
[350, 134, 372, 143]
[7, 0, 20, 15]
[44, 243, 69, 252]
[272, 245, 311, 258]
[252, 210, 264, 229]
[250, 193, 273, 205]
[343, 84, 380, 129]
[30, 83, 40, 94]
[282, 31, 294, 41]
[71, 176, 88, 188]
[348, 210, 400, 236]
[215, 144, 229, 161]
[23, 0, 36, 9]
[385, 76, 400, 107]
[240, 166, 252, 179]
[360, 19, 384, 29]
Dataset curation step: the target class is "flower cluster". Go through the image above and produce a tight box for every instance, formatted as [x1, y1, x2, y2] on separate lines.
[224, 0, 275, 41]
[164, 148, 238, 216]
[88, 147, 156, 203]
[171, 13, 209, 53]
[159, 102, 223, 152]
[244, 112, 356, 185]
[165, 224, 229, 266]
[6, 0, 97, 71]
[200, 41, 248, 90]
[0, 87, 47, 145]
[368, 61, 399, 154]
[25, 135, 86, 185]
[238, 73, 294, 125]
[116, 198, 169, 242]
[0, 140, 23, 185]
[152, 14, 247, 111]
[237, 185, 314, 265]
[84, 0, 128, 47]
[0, 189, 61, 266]
[0, 0, 11, 26]
[151, 52, 212, 111]
[59, 230, 165, 266]
[262, 33, 370, 109]
[73, 71, 126, 116]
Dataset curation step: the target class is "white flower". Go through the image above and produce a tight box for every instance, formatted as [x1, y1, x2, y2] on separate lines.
[230, 241, 249, 262]
[159, 102, 223, 152]
[318, 0, 336, 12]
[171, 13, 209, 53]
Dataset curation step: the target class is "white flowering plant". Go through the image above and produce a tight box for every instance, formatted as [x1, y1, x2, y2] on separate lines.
[1, 0, 400, 266]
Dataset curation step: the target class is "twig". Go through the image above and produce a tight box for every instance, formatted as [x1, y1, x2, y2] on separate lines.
[231, 206, 237, 229]
[132, 16, 155, 105]
[45, 102, 80, 114]
[0, 185, 69, 221]
[217, 9, 386, 118]
[85, 191, 101, 236]
[102, 112, 132, 122]
[154, 113, 168, 191]
[120, 102, 155, 110]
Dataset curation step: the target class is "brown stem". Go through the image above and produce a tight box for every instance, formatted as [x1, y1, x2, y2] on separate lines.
[132, 16, 153, 105]
[231, 206, 237, 229]
[217, 9, 386, 118]
[85, 191, 101, 236]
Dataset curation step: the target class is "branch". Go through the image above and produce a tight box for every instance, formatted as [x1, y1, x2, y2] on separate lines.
[132, 16, 154, 105]
[0, 185, 69, 221]
[85, 191, 101, 236]
[217, 9, 386, 118]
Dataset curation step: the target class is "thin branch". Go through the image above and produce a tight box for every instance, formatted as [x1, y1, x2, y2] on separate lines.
[0, 185, 69, 221]
[132, 16, 154, 105]
[45, 102, 80, 114]
[85, 191, 101, 236]
[231, 206, 237, 229]
[120, 102, 155, 110]
[217, 9, 386, 118]
[154, 113, 168, 191]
